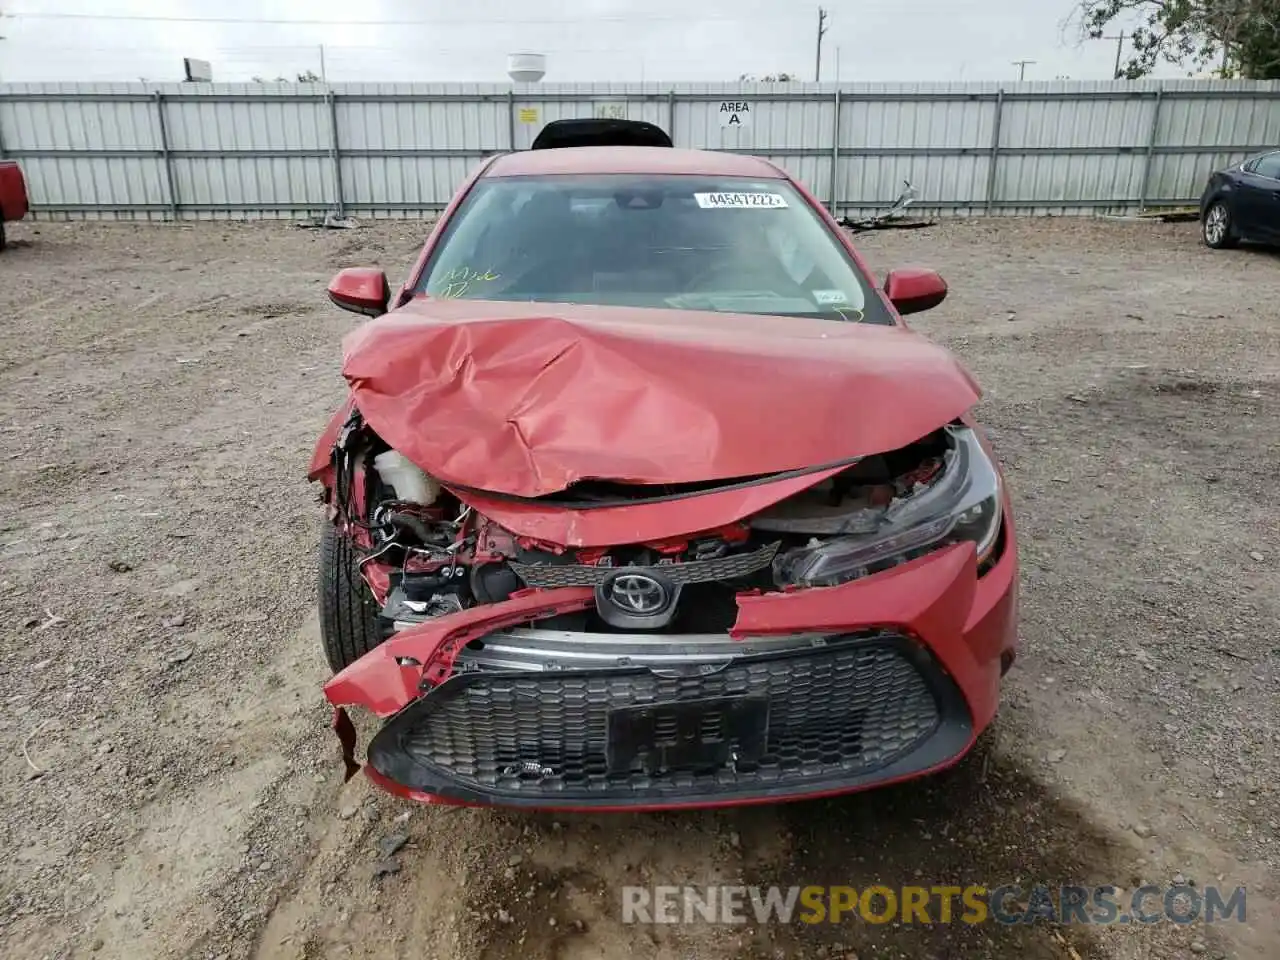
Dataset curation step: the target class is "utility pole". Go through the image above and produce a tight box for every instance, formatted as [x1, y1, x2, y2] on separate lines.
[814, 7, 828, 82]
[319, 44, 327, 83]
[1012, 59, 1035, 81]
[1103, 32, 1126, 78]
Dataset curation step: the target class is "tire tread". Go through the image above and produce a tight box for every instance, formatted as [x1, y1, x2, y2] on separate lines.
[319, 523, 383, 673]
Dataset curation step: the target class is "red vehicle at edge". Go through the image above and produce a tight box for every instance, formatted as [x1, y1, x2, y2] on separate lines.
[311, 120, 1019, 811]
[0, 160, 29, 251]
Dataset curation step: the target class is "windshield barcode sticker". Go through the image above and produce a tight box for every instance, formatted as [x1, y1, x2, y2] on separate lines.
[694, 192, 788, 209]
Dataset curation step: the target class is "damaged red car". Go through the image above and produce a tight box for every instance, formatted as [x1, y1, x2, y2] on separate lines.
[311, 119, 1018, 810]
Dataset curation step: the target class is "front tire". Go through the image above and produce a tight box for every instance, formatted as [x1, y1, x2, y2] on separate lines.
[319, 522, 384, 673]
[1202, 200, 1239, 249]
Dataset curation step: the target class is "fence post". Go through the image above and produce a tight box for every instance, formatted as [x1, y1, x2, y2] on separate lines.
[153, 91, 178, 220]
[507, 90, 517, 151]
[326, 89, 345, 218]
[984, 89, 1004, 215]
[829, 88, 841, 214]
[667, 89, 676, 144]
[1137, 87, 1164, 214]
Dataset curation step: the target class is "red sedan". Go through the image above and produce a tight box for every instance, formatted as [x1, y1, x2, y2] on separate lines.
[0, 160, 29, 251]
[311, 120, 1018, 810]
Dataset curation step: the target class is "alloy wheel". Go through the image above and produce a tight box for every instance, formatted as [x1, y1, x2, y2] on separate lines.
[1204, 204, 1228, 245]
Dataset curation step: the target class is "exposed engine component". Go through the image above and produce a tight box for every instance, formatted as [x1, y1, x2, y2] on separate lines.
[330, 418, 999, 639]
[373, 450, 441, 505]
[470, 561, 523, 605]
[383, 583, 466, 633]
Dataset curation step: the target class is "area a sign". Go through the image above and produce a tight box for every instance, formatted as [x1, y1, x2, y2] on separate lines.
[717, 101, 752, 128]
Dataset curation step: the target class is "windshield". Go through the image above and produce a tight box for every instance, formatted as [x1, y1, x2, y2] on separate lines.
[416, 174, 891, 324]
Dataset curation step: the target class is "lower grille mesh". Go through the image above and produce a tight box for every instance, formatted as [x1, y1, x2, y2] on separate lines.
[391, 636, 943, 799]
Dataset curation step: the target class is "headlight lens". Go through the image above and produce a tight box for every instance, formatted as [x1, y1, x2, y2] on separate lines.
[773, 425, 1002, 588]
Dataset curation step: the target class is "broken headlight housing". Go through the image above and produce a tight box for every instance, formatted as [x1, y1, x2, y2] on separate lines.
[774, 425, 1002, 588]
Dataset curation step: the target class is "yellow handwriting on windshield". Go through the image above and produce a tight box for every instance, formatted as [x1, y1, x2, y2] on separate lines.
[436, 266, 500, 298]
[833, 306, 866, 324]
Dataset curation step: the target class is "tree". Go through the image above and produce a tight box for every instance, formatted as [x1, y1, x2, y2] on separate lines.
[737, 72, 797, 82]
[250, 70, 324, 83]
[1071, 0, 1280, 78]
[1231, 4, 1280, 73]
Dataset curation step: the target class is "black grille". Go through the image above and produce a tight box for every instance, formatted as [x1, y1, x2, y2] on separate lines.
[368, 634, 970, 806]
[508, 540, 779, 588]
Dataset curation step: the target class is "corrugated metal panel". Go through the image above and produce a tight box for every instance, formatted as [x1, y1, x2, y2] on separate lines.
[985, 81, 1143, 213]
[165, 85, 329, 150]
[1147, 151, 1242, 203]
[0, 82, 164, 214]
[338, 83, 508, 151]
[842, 83, 995, 149]
[23, 155, 167, 206]
[0, 81, 161, 150]
[835, 83, 996, 214]
[342, 156, 475, 211]
[1002, 90, 1152, 149]
[1158, 80, 1280, 147]
[172, 156, 330, 206]
[840, 155, 991, 210]
[3, 80, 1279, 219]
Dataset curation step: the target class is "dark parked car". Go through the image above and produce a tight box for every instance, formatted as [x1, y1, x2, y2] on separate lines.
[1200, 150, 1280, 248]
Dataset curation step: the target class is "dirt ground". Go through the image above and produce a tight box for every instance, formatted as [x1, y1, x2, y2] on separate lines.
[0, 215, 1277, 960]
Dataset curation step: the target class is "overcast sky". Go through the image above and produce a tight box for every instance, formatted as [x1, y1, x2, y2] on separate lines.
[0, 0, 1184, 84]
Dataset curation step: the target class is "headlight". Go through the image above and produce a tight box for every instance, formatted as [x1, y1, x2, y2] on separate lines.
[773, 425, 1002, 588]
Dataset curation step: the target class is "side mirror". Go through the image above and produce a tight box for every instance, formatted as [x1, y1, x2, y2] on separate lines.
[884, 268, 948, 316]
[327, 268, 390, 317]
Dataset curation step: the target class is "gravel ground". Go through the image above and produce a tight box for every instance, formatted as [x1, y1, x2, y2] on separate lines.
[0, 216, 1276, 960]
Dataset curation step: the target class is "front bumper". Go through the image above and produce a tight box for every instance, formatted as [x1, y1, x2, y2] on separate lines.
[369, 630, 970, 807]
[326, 537, 1018, 810]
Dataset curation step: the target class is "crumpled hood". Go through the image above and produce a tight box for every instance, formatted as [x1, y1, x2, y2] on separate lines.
[340, 297, 980, 498]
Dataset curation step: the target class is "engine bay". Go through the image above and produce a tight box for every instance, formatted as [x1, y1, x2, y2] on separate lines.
[326, 414, 995, 641]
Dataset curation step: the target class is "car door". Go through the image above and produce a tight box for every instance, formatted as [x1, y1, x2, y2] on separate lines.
[1245, 153, 1280, 242]
[1234, 152, 1280, 241]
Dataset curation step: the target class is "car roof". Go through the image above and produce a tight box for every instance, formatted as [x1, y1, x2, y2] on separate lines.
[483, 146, 787, 180]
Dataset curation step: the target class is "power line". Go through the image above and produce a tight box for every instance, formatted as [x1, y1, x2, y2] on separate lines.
[7, 10, 802, 26]
[0, 40, 700, 80]
[6, 42, 684, 55]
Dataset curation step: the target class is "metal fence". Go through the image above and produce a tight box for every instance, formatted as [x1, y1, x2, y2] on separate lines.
[1, 80, 1278, 220]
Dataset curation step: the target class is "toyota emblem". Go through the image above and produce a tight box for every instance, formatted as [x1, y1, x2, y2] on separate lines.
[607, 572, 669, 615]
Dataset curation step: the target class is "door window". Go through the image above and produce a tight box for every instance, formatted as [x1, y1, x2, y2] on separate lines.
[1251, 153, 1280, 180]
